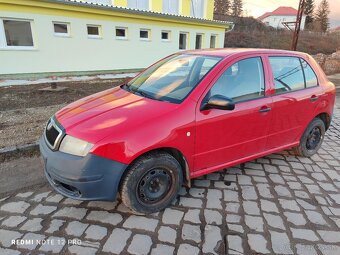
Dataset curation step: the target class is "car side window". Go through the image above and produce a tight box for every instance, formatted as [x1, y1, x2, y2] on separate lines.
[301, 59, 318, 88]
[209, 57, 265, 102]
[269, 56, 305, 94]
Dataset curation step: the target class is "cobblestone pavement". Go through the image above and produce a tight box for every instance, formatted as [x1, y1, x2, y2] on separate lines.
[0, 103, 340, 255]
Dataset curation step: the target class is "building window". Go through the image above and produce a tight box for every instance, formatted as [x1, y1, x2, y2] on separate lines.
[179, 32, 188, 50]
[88, 0, 111, 4]
[210, 34, 217, 48]
[140, 29, 150, 40]
[1, 19, 34, 47]
[115, 27, 127, 39]
[190, 0, 205, 18]
[128, 0, 149, 10]
[161, 31, 171, 41]
[87, 25, 101, 38]
[53, 22, 70, 37]
[163, 0, 179, 15]
[195, 33, 203, 49]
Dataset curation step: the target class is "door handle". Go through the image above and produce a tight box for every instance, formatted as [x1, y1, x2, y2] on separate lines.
[310, 95, 319, 101]
[259, 106, 271, 113]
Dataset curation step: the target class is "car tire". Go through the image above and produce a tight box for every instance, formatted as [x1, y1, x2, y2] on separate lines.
[120, 152, 183, 214]
[293, 118, 325, 157]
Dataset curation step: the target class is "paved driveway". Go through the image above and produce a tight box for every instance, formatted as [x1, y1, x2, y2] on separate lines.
[0, 104, 339, 255]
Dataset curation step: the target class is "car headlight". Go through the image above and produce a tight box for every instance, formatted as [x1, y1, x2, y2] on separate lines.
[59, 135, 93, 157]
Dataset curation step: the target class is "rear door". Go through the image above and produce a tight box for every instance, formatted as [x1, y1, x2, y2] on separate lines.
[194, 55, 273, 172]
[266, 55, 323, 149]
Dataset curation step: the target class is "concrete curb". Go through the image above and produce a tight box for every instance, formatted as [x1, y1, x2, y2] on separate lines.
[0, 142, 39, 161]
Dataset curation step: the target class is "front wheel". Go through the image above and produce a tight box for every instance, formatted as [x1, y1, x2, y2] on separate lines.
[120, 152, 183, 214]
[293, 118, 325, 157]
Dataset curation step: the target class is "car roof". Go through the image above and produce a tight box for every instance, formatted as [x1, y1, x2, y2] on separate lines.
[181, 48, 308, 58]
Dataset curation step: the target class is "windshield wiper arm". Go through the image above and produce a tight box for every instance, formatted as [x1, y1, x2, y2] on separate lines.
[121, 83, 131, 92]
[133, 90, 155, 100]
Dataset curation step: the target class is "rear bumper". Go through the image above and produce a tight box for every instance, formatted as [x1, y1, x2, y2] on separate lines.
[39, 136, 128, 201]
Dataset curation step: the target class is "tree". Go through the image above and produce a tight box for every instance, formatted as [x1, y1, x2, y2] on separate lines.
[214, 0, 230, 16]
[231, 0, 243, 17]
[314, 0, 330, 32]
[304, 0, 315, 30]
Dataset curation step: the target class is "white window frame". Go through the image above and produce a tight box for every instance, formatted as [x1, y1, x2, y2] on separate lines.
[53, 21, 71, 37]
[162, 0, 179, 15]
[190, 0, 206, 18]
[89, 0, 112, 5]
[0, 17, 36, 50]
[139, 28, 151, 41]
[115, 26, 128, 40]
[161, 30, 171, 42]
[127, 0, 150, 10]
[87, 24, 102, 39]
[179, 32, 189, 50]
[195, 33, 204, 49]
[210, 34, 217, 48]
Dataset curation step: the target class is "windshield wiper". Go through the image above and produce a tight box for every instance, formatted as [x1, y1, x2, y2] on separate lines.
[133, 90, 155, 100]
[122, 84, 158, 101]
[121, 83, 131, 91]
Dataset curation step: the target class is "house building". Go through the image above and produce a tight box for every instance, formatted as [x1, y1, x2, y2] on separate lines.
[257, 6, 306, 30]
[0, 0, 231, 75]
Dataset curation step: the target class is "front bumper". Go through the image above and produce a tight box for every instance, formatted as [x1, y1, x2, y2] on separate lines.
[39, 136, 128, 201]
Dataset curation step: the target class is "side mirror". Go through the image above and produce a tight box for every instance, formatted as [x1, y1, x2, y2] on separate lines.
[201, 95, 235, 111]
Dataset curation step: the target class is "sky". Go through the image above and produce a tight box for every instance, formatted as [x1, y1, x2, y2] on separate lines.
[243, 0, 340, 28]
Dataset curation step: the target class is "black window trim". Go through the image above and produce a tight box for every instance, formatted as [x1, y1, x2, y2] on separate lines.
[268, 56, 320, 96]
[300, 57, 320, 88]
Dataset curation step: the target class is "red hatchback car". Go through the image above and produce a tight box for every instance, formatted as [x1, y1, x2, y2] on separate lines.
[40, 49, 335, 213]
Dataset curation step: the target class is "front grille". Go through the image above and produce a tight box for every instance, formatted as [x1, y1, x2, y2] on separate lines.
[44, 117, 63, 150]
[46, 123, 59, 146]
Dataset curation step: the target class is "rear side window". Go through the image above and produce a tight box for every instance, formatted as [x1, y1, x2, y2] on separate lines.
[209, 57, 265, 102]
[301, 59, 318, 88]
[269, 57, 305, 94]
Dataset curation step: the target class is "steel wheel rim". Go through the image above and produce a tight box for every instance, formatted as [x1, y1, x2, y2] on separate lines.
[306, 126, 322, 150]
[137, 168, 172, 205]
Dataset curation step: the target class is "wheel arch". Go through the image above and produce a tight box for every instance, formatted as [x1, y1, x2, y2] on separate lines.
[119, 147, 191, 190]
[315, 112, 331, 130]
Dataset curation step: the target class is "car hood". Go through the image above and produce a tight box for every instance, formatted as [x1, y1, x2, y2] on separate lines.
[55, 86, 179, 143]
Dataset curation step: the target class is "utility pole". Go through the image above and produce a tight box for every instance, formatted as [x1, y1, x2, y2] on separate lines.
[291, 0, 306, 51]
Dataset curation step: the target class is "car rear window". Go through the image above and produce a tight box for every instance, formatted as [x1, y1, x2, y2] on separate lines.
[301, 59, 318, 88]
[269, 56, 305, 94]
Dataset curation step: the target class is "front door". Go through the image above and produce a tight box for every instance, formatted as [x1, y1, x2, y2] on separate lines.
[194, 56, 273, 173]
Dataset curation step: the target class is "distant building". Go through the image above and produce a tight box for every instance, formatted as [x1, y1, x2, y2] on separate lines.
[257, 6, 306, 30]
[0, 0, 232, 75]
[330, 26, 340, 33]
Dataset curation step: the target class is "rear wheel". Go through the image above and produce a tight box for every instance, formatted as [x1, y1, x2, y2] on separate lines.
[120, 152, 183, 214]
[293, 118, 325, 157]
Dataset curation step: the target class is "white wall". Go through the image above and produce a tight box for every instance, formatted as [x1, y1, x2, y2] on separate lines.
[262, 15, 306, 30]
[0, 11, 225, 75]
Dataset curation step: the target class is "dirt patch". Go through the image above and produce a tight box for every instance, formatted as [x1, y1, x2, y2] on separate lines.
[0, 79, 123, 148]
[0, 79, 123, 110]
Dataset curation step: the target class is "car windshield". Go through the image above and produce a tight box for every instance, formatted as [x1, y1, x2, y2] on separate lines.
[123, 54, 222, 103]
